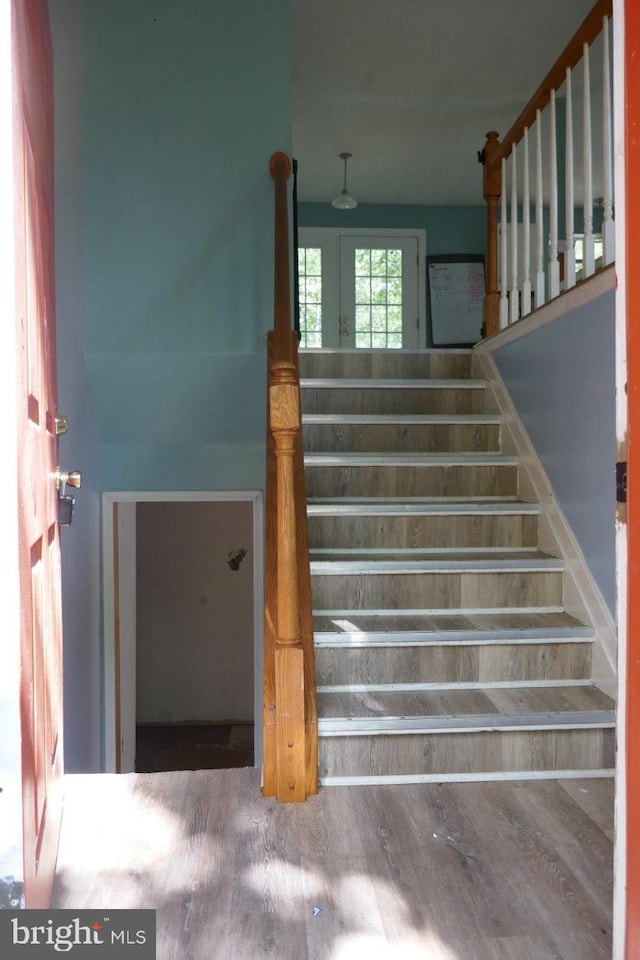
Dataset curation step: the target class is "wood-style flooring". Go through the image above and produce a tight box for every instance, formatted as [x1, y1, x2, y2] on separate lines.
[52, 768, 613, 960]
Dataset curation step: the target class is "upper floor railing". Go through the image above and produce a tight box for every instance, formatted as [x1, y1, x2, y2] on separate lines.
[263, 152, 318, 803]
[479, 0, 614, 338]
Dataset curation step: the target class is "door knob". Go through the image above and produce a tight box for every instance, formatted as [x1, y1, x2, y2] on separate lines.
[55, 468, 82, 490]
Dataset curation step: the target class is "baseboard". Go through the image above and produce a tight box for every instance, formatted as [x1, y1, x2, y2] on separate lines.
[472, 350, 617, 700]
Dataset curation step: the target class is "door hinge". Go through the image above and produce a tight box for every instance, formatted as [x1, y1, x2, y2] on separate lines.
[616, 461, 627, 503]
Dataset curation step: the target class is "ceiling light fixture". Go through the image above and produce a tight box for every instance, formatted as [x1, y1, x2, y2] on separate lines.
[331, 152, 358, 210]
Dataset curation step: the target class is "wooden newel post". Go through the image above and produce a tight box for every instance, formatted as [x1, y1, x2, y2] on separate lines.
[269, 358, 306, 802]
[481, 131, 502, 339]
[264, 150, 317, 802]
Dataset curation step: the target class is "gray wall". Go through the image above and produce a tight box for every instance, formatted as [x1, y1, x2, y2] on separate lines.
[494, 290, 616, 612]
[51, 0, 102, 772]
[136, 502, 254, 724]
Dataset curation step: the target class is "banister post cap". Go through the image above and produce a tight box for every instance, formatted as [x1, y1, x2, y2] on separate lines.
[270, 152, 292, 182]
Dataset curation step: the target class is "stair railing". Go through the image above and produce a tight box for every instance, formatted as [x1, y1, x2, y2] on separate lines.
[480, 0, 614, 338]
[263, 151, 318, 802]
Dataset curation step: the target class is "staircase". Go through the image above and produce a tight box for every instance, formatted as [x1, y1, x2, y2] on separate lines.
[299, 348, 615, 785]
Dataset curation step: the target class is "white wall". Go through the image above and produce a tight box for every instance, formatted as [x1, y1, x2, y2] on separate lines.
[136, 502, 254, 723]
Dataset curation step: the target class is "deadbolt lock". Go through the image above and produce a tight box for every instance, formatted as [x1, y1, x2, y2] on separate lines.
[54, 412, 69, 436]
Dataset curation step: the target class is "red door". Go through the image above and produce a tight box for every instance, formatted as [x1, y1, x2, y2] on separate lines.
[13, 0, 64, 908]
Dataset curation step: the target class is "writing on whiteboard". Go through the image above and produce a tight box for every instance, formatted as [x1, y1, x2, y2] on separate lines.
[428, 260, 484, 345]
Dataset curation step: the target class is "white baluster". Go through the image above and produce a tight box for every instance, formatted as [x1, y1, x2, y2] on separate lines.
[564, 67, 576, 289]
[602, 14, 615, 264]
[582, 42, 595, 277]
[509, 147, 519, 324]
[499, 158, 509, 329]
[535, 109, 546, 308]
[522, 126, 532, 316]
[549, 90, 560, 299]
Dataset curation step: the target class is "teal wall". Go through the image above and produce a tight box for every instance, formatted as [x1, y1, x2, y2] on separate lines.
[83, 0, 292, 491]
[299, 202, 486, 256]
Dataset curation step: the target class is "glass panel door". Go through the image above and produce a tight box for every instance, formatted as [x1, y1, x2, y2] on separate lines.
[338, 236, 419, 349]
[297, 229, 423, 349]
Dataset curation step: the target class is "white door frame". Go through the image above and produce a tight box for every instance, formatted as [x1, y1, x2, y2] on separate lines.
[298, 227, 427, 348]
[102, 490, 264, 773]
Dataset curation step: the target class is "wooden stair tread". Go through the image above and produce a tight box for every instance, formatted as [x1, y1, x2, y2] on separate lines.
[302, 413, 502, 423]
[305, 451, 517, 464]
[310, 551, 561, 569]
[300, 377, 485, 387]
[312, 610, 591, 638]
[307, 500, 540, 515]
[317, 684, 614, 723]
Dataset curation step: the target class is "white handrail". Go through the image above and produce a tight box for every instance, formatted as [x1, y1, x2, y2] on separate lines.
[481, 2, 613, 334]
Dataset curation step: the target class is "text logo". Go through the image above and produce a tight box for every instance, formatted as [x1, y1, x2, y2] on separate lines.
[0, 911, 155, 957]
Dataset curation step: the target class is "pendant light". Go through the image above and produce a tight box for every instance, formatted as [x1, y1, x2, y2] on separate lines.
[331, 152, 358, 210]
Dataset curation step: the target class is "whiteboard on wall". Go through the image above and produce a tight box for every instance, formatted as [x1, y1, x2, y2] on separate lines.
[427, 255, 485, 346]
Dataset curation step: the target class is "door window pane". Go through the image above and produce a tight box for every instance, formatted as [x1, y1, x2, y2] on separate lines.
[298, 247, 322, 347]
[353, 248, 403, 349]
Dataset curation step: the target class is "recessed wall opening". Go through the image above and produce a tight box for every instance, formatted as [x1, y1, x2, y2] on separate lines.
[102, 492, 263, 775]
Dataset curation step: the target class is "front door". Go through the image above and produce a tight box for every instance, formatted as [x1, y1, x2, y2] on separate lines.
[14, 0, 64, 908]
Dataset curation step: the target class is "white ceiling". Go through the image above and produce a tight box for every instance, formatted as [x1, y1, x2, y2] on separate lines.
[292, 0, 597, 206]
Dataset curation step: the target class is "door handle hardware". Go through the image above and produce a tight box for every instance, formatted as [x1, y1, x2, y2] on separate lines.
[54, 412, 68, 436]
[55, 468, 82, 491]
[339, 316, 351, 338]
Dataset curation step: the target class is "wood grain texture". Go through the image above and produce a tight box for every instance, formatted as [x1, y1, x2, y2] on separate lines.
[52, 769, 613, 960]
[299, 350, 473, 380]
[307, 512, 539, 550]
[310, 568, 563, 611]
[301, 384, 487, 415]
[315, 639, 592, 686]
[302, 420, 501, 453]
[319, 728, 614, 777]
[312, 609, 589, 635]
[275, 645, 306, 801]
[305, 462, 519, 498]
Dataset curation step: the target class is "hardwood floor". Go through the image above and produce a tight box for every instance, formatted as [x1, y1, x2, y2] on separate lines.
[53, 768, 613, 960]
